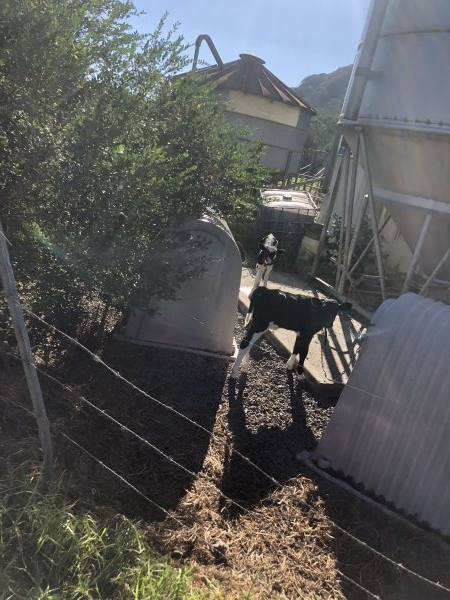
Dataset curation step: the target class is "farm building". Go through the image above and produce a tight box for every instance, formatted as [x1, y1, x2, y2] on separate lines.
[311, 0, 450, 306]
[193, 37, 316, 180]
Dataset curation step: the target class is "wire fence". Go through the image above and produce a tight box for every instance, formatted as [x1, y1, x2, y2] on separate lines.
[0, 299, 449, 599]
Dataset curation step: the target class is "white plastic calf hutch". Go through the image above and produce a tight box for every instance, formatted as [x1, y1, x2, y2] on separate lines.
[314, 293, 450, 536]
[122, 214, 241, 358]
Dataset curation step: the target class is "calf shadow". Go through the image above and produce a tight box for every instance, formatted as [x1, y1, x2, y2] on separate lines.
[220, 372, 317, 516]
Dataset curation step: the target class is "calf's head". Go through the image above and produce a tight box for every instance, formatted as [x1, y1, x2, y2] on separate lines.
[258, 234, 284, 266]
[321, 299, 352, 328]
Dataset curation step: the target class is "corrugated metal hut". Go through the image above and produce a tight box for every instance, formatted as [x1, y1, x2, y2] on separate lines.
[195, 51, 316, 179]
[121, 213, 241, 358]
[314, 292, 450, 535]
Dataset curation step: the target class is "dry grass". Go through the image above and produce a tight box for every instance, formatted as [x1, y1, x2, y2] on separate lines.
[147, 407, 345, 599]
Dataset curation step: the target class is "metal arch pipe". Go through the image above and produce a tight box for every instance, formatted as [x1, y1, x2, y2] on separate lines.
[192, 34, 224, 71]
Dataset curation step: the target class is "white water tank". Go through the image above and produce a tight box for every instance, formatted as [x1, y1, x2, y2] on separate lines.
[257, 189, 317, 258]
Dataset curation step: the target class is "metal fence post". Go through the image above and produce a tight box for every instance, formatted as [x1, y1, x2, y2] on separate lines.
[0, 222, 54, 482]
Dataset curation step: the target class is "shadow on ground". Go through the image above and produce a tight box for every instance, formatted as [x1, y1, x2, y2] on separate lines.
[220, 370, 330, 516]
[313, 470, 450, 600]
[42, 338, 228, 521]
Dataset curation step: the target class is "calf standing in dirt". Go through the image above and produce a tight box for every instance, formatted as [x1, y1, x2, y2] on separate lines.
[231, 286, 352, 379]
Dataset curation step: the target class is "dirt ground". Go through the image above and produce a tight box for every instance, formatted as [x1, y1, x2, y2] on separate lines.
[2, 310, 450, 599]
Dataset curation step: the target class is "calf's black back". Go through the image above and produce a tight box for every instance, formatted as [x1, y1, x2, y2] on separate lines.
[248, 287, 350, 334]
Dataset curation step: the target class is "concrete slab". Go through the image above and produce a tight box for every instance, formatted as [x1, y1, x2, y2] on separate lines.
[238, 267, 367, 384]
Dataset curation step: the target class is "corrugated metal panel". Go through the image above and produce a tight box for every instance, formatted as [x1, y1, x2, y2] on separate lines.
[314, 293, 450, 535]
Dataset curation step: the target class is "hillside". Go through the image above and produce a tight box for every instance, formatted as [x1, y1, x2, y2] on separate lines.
[291, 65, 353, 172]
[292, 65, 352, 112]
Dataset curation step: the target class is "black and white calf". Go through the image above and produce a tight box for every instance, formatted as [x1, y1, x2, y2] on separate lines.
[230, 286, 352, 379]
[249, 234, 284, 296]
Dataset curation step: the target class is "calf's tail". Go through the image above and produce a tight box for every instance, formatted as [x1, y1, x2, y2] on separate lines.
[244, 297, 254, 327]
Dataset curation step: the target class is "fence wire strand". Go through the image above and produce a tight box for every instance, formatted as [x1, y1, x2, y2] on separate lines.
[1, 303, 450, 596]
[2, 391, 383, 600]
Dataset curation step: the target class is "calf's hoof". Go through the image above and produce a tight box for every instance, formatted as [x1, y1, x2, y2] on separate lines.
[296, 366, 306, 382]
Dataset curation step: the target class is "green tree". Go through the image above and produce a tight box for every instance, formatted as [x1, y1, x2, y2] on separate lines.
[302, 108, 339, 173]
[0, 0, 267, 337]
[294, 66, 352, 174]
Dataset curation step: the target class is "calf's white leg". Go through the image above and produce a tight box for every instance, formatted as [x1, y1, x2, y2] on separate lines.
[241, 353, 250, 372]
[230, 331, 264, 378]
[286, 354, 297, 370]
[249, 264, 265, 296]
[261, 264, 273, 287]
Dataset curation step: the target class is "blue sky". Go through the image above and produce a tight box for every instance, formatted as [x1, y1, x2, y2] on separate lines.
[130, 0, 372, 86]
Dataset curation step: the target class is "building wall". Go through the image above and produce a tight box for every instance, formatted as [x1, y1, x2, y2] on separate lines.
[224, 112, 309, 173]
[226, 89, 301, 127]
[217, 88, 312, 175]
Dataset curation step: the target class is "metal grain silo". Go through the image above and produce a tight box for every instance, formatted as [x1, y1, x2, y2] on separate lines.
[194, 43, 316, 180]
[314, 0, 450, 303]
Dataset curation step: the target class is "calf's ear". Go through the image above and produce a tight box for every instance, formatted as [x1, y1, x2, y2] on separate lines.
[339, 302, 352, 312]
[277, 248, 285, 255]
[258, 243, 265, 250]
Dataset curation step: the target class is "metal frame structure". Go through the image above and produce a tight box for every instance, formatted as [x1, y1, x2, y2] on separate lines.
[311, 0, 450, 309]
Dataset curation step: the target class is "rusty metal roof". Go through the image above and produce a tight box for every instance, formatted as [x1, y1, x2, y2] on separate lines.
[196, 53, 316, 114]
